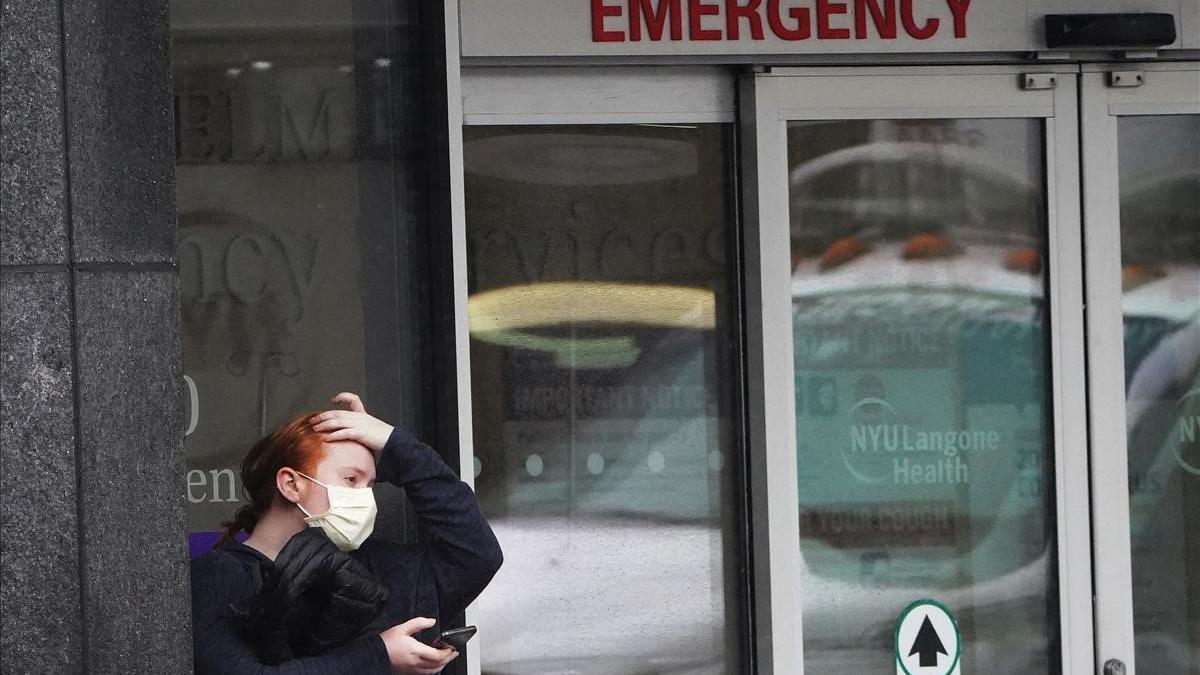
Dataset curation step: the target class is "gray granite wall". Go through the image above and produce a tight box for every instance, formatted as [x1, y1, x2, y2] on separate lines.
[1, 0, 191, 672]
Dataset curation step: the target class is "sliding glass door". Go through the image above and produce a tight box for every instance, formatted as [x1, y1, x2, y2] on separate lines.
[1083, 63, 1200, 675]
[741, 66, 1093, 673]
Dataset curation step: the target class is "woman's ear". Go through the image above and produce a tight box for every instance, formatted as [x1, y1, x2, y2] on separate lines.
[276, 468, 304, 504]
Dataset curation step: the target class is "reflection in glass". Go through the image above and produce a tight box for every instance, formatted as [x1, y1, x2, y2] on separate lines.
[1118, 114, 1200, 675]
[787, 119, 1059, 672]
[465, 125, 746, 674]
[172, 0, 433, 551]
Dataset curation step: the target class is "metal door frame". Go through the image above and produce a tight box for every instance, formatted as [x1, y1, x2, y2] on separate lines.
[740, 64, 1094, 674]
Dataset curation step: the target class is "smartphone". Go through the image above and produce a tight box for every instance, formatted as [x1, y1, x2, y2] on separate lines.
[433, 625, 477, 651]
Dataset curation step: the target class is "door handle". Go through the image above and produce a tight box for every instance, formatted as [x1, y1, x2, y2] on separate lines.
[1103, 658, 1127, 675]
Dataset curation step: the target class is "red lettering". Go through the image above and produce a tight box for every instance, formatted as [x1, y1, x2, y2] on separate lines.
[855, 0, 897, 38]
[900, 0, 938, 39]
[591, 0, 626, 41]
[689, 0, 723, 40]
[946, 0, 970, 38]
[726, 0, 766, 39]
[630, 0, 683, 40]
[593, 0, 961, 45]
[816, 0, 851, 39]
[767, 0, 812, 39]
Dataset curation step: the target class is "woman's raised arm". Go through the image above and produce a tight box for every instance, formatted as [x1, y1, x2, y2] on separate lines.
[311, 392, 503, 620]
[371, 425, 504, 619]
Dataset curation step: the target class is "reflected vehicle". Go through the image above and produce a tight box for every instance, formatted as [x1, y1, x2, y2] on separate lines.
[1124, 295, 1200, 675]
[787, 119, 1061, 673]
[789, 235, 1058, 672]
[1115, 118, 1200, 673]
[787, 118, 1200, 674]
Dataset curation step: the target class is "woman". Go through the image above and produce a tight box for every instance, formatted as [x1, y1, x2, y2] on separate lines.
[191, 392, 503, 674]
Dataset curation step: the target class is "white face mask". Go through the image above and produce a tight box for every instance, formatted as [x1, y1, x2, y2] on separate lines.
[295, 471, 377, 552]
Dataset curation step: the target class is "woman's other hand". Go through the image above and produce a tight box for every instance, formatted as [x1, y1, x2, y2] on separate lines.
[313, 392, 395, 453]
[379, 618, 458, 674]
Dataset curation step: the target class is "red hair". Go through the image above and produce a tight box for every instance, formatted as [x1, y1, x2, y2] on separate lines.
[218, 412, 327, 545]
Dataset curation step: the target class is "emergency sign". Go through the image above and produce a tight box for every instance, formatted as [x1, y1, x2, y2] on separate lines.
[590, 0, 972, 43]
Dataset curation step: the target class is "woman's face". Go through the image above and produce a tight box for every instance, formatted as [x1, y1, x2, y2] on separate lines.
[296, 440, 376, 516]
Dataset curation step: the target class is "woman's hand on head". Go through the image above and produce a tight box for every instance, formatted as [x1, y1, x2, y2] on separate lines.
[312, 392, 395, 453]
[379, 618, 458, 674]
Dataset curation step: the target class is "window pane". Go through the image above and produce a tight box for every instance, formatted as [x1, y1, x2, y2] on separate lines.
[465, 124, 746, 674]
[172, 0, 435, 552]
[1117, 114, 1200, 675]
[786, 119, 1059, 673]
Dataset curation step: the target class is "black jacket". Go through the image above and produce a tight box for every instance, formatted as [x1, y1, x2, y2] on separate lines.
[191, 427, 504, 674]
[233, 527, 390, 664]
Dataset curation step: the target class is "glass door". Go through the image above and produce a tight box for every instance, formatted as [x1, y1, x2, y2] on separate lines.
[459, 67, 751, 675]
[1083, 63, 1200, 675]
[742, 66, 1094, 673]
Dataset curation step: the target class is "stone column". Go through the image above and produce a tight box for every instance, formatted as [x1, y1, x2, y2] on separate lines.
[1, 0, 191, 672]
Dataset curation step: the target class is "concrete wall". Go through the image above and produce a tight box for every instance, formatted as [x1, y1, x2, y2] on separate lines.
[0, 0, 191, 671]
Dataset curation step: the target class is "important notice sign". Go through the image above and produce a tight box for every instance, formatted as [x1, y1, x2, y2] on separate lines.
[459, 0, 1194, 57]
[895, 599, 962, 675]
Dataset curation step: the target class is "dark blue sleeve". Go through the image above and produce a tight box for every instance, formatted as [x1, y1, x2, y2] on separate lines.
[374, 427, 504, 621]
[191, 554, 392, 675]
